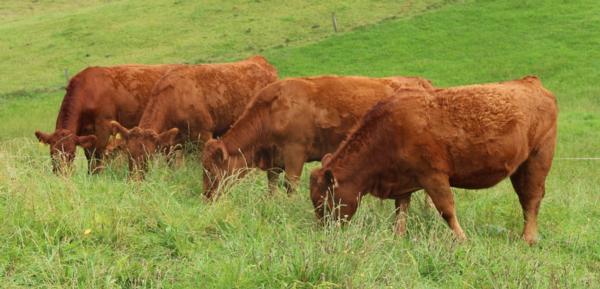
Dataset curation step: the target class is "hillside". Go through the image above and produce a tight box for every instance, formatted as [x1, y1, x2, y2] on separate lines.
[0, 0, 451, 97]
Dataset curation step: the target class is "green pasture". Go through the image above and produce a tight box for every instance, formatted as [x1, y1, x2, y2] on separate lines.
[0, 0, 448, 97]
[1, 0, 599, 288]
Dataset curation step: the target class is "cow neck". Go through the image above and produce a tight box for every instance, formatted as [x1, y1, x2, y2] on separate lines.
[55, 79, 83, 134]
[329, 115, 393, 193]
[329, 142, 381, 193]
[137, 95, 170, 133]
[221, 107, 270, 160]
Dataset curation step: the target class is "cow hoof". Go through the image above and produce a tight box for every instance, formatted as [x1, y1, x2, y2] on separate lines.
[454, 233, 468, 243]
[523, 235, 538, 246]
[394, 230, 407, 238]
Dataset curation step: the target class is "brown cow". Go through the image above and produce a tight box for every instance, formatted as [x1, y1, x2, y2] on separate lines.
[202, 75, 434, 198]
[35, 64, 183, 174]
[110, 56, 278, 177]
[309, 76, 558, 245]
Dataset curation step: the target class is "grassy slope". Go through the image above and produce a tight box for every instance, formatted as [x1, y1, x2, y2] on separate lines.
[0, 0, 106, 23]
[0, 0, 445, 97]
[266, 0, 600, 159]
[1, 0, 599, 288]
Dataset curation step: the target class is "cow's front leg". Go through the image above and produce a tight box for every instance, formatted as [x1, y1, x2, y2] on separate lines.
[420, 174, 466, 241]
[90, 150, 105, 174]
[394, 195, 412, 236]
[282, 145, 307, 194]
[266, 169, 282, 194]
[165, 147, 184, 168]
[89, 120, 115, 174]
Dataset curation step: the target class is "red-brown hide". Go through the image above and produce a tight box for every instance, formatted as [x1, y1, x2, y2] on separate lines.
[309, 76, 558, 244]
[202, 75, 434, 198]
[35, 64, 183, 174]
[111, 56, 278, 176]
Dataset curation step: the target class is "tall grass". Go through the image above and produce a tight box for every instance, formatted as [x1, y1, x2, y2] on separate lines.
[1, 138, 598, 288]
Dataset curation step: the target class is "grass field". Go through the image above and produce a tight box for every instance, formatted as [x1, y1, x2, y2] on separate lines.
[0, 0, 449, 97]
[1, 0, 599, 288]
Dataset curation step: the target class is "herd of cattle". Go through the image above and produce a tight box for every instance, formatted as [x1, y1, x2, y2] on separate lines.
[35, 56, 558, 244]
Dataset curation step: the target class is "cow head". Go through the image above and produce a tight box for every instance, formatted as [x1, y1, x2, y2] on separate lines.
[202, 139, 230, 198]
[110, 121, 178, 178]
[309, 155, 360, 223]
[35, 129, 96, 174]
[103, 132, 126, 159]
[203, 138, 280, 198]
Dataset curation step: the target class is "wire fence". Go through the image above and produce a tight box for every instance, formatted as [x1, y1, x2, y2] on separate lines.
[555, 157, 600, 160]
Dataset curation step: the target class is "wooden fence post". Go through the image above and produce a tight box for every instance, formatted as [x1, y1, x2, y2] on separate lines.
[332, 12, 338, 33]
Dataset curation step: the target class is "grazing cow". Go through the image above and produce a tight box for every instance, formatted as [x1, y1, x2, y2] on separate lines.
[309, 76, 558, 245]
[110, 56, 278, 177]
[35, 64, 183, 174]
[202, 75, 434, 198]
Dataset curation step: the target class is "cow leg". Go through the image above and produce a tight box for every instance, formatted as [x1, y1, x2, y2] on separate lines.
[91, 150, 104, 174]
[84, 148, 94, 173]
[282, 145, 307, 194]
[510, 137, 555, 245]
[175, 150, 184, 167]
[419, 174, 466, 241]
[394, 194, 412, 236]
[267, 169, 281, 194]
[89, 120, 113, 174]
[82, 147, 103, 174]
[166, 148, 184, 168]
[423, 193, 435, 210]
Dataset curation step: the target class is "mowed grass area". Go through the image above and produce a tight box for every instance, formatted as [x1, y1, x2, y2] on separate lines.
[0, 0, 449, 97]
[1, 0, 599, 288]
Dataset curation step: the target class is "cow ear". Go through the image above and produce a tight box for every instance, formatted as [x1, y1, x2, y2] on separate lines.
[110, 121, 130, 139]
[35, 130, 53, 144]
[76, 135, 97, 149]
[158, 128, 179, 148]
[199, 131, 213, 143]
[323, 169, 338, 189]
[105, 135, 124, 155]
[321, 153, 333, 166]
[206, 139, 228, 164]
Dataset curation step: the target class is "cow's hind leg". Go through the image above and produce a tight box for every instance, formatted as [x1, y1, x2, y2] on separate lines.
[510, 137, 555, 245]
[419, 174, 466, 241]
[423, 193, 436, 210]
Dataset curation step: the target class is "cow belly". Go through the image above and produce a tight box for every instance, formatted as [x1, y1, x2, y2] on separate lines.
[448, 152, 526, 189]
[445, 134, 528, 189]
[449, 168, 510, 189]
